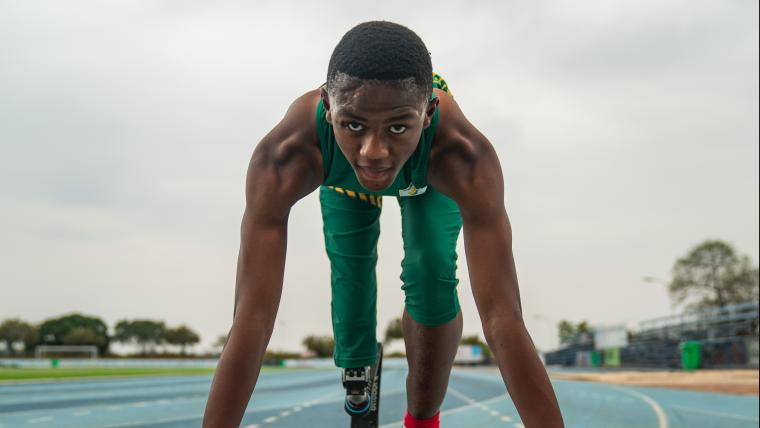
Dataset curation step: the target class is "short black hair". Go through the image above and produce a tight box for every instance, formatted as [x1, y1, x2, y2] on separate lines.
[326, 21, 433, 102]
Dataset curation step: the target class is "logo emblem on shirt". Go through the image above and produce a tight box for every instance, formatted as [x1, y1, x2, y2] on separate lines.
[399, 184, 427, 197]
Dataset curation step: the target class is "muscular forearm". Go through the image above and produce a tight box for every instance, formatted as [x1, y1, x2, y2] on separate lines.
[203, 218, 287, 427]
[484, 317, 564, 428]
[202, 317, 273, 427]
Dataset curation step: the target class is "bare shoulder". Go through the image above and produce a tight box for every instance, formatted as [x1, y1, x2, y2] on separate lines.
[254, 88, 322, 176]
[246, 88, 323, 219]
[429, 89, 505, 222]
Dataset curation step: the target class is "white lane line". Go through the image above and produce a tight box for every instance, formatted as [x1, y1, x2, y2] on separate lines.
[446, 387, 479, 404]
[2, 396, 195, 418]
[263, 416, 278, 423]
[280, 410, 291, 417]
[514, 424, 524, 428]
[609, 385, 669, 428]
[132, 401, 149, 407]
[72, 410, 91, 416]
[500, 415, 512, 422]
[85, 380, 346, 428]
[28, 416, 54, 423]
[449, 387, 504, 419]
[670, 404, 760, 422]
[244, 425, 259, 428]
[378, 394, 507, 428]
[293, 406, 303, 412]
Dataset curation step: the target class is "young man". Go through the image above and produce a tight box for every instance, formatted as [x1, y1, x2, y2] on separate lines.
[203, 21, 564, 428]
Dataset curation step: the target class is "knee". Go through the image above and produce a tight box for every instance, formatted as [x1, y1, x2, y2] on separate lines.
[400, 244, 460, 327]
[402, 268, 461, 327]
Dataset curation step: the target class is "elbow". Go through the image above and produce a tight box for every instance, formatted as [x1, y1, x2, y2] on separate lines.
[232, 297, 278, 335]
[482, 312, 526, 346]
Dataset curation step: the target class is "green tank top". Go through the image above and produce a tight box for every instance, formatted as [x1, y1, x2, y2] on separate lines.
[315, 97, 438, 198]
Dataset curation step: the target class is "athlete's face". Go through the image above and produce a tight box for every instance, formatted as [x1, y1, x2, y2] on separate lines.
[322, 81, 438, 192]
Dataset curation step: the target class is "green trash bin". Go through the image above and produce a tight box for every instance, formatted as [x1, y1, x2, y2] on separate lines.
[604, 348, 621, 367]
[50, 358, 59, 368]
[590, 351, 602, 367]
[680, 341, 701, 370]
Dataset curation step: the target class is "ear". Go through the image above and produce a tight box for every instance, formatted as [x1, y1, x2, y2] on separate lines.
[320, 86, 332, 124]
[422, 96, 439, 129]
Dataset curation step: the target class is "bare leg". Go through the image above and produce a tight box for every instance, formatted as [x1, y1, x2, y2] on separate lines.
[402, 308, 463, 419]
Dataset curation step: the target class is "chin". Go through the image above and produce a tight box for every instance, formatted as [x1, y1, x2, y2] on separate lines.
[353, 165, 397, 192]
[357, 177, 393, 192]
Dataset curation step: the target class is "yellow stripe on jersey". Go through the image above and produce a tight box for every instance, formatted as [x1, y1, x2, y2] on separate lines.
[327, 186, 382, 207]
[432, 72, 453, 97]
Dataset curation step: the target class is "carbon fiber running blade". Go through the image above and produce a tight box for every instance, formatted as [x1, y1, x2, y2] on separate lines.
[350, 342, 383, 428]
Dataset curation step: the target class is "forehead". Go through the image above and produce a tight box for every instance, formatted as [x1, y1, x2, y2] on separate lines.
[329, 79, 425, 116]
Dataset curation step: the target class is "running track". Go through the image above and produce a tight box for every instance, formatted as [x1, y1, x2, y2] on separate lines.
[0, 366, 757, 427]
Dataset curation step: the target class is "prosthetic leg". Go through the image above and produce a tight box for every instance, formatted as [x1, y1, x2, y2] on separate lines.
[343, 342, 383, 428]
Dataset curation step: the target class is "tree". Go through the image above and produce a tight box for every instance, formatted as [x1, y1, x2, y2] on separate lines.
[164, 325, 201, 356]
[383, 317, 403, 344]
[0, 319, 38, 357]
[212, 334, 228, 354]
[669, 240, 759, 311]
[558, 320, 594, 345]
[558, 320, 575, 345]
[62, 327, 106, 350]
[38, 313, 110, 355]
[113, 319, 166, 355]
[460, 334, 492, 359]
[302, 335, 335, 358]
[576, 321, 593, 341]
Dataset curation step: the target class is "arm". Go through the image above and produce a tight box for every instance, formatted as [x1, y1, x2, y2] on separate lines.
[430, 94, 564, 428]
[202, 91, 322, 428]
[462, 194, 563, 428]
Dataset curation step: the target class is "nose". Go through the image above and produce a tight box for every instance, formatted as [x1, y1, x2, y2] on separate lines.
[359, 133, 389, 161]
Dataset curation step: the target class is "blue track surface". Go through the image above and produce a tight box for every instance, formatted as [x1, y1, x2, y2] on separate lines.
[0, 367, 757, 427]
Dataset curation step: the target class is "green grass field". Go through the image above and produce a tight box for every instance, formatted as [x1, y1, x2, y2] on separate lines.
[0, 366, 287, 382]
[0, 367, 216, 382]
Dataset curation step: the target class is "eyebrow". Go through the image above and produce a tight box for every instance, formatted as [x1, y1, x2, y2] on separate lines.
[340, 111, 417, 122]
[387, 112, 417, 122]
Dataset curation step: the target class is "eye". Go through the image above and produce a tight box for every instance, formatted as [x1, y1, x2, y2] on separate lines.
[346, 122, 364, 132]
[389, 125, 407, 134]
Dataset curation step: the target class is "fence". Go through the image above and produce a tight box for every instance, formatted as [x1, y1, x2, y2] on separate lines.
[544, 300, 759, 369]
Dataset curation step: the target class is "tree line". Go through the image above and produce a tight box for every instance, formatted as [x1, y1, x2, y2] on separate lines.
[0, 314, 200, 358]
[4, 240, 754, 358]
[296, 317, 492, 359]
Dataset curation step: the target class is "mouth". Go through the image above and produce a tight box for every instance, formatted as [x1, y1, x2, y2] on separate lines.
[357, 165, 392, 181]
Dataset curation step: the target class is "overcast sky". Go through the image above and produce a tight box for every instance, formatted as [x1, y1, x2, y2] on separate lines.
[1, 0, 758, 354]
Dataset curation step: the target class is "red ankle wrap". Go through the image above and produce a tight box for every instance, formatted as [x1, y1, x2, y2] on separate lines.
[403, 410, 440, 428]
